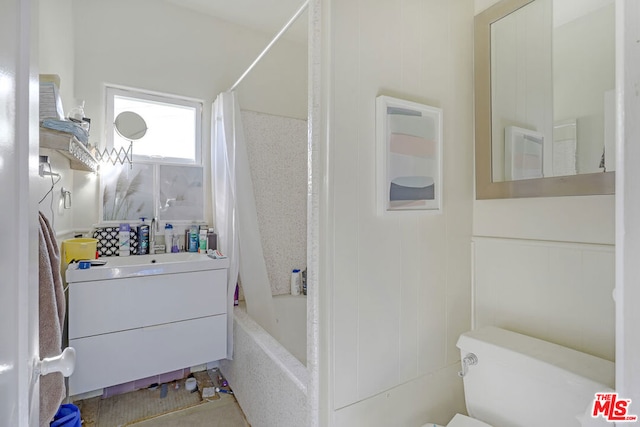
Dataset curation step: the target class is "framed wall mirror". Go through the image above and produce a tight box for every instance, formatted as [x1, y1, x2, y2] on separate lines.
[475, 0, 615, 199]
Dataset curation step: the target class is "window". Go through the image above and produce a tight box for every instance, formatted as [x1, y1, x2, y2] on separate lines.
[100, 86, 204, 223]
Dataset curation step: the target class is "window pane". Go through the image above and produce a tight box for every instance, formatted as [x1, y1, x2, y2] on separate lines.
[114, 95, 197, 162]
[158, 165, 204, 221]
[101, 163, 154, 221]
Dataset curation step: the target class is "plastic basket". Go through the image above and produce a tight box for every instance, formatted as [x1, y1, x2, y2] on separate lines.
[61, 238, 98, 263]
[50, 403, 81, 427]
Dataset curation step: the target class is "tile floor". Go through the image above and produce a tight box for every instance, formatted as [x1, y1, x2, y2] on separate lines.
[74, 370, 250, 427]
[130, 394, 250, 427]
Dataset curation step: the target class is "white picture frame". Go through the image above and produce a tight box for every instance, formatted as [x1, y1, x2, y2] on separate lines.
[376, 95, 443, 215]
[504, 125, 544, 181]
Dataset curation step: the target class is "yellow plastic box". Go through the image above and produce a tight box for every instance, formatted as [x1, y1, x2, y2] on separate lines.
[62, 238, 98, 263]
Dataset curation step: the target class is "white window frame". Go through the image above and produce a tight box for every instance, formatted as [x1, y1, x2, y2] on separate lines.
[99, 85, 205, 225]
[105, 85, 203, 165]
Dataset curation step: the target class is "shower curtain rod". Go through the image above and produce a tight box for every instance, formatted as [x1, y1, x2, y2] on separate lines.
[228, 0, 309, 92]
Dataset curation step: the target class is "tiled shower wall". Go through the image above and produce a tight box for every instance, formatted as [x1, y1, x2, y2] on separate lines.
[242, 110, 307, 296]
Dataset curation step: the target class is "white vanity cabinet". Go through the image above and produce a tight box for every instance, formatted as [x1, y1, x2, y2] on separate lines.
[67, 255, 229, 396]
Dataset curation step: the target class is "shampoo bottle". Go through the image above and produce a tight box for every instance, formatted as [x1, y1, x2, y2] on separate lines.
[189, 225, 199, 252]
[301, 268, 307, 296]
[290, 269, 301, 296]
[164, 224, 173, 253]
[199, 229, 207, 253]
[138, 218, 149, 255]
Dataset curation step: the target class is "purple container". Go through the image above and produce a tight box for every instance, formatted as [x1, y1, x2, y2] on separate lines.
[234, 284, 239, 306]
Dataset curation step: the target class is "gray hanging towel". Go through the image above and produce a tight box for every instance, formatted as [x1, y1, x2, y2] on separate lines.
[38, 212, 66, 427]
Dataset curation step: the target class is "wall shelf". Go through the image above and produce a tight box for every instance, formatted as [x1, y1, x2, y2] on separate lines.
[40, 127, 98, 172]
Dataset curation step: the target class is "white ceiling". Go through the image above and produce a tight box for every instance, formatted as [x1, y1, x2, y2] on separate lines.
[164, 0, 308, 44]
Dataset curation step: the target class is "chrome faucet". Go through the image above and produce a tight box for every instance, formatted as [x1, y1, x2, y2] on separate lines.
[150, 217, 158, 254]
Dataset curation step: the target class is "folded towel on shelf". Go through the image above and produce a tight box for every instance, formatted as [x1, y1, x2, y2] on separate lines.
[41, 119, 89, 144]
[38, 212, 66, 427]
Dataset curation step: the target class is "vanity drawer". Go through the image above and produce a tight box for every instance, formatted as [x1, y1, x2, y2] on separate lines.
[68, 314, 227, 396]
[69, 269, 227, 339]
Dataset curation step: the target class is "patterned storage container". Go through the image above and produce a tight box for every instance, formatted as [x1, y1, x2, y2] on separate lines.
[93, 227, 139, 257]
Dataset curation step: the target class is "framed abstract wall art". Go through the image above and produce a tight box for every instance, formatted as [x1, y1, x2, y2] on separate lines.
[376, 95, 443, 215]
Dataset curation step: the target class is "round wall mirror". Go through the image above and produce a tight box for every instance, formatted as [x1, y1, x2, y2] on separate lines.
[114, 111, 147, 141]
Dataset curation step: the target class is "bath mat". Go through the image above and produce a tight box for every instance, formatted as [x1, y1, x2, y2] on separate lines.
[75, 374, 208, 427]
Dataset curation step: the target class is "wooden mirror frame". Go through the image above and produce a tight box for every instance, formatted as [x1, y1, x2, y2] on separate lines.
[474, 0, 615, 199]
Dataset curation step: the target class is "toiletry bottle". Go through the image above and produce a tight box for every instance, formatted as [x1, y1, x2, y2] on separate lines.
[291, 269, 301, 296]
[138, 218, 149, 255]
[171, 234, 179, 253]
[301, 268, 307, 296]
[207, 228, 217, 251]
[164, 224, 173, 253]
[69, 100, 85, 122]
[189, 225, 199, 252]
[119, 223, 131, 257]
[199, 229, 207, 253]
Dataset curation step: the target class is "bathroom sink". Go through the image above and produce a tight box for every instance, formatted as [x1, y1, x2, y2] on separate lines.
[66, 252, 229, 282]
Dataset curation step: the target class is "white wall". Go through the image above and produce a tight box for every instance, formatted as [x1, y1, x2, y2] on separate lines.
[618, 0, 640, 409]
[323, 0, 475, 425]
[38, 0, 77, 237]
[474, 196, 614, 244]
[554, 3, 615, 174]
[39, 0, 75, 114]
[333, 364, 464, 427]
[473, 0, 616, 366]
[475, 0, 502, 14]
[473, 237, 615, 361]
[57, 0, 307, 231]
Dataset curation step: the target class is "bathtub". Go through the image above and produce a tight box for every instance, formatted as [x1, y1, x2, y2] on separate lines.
[273, 294, 307, 365]
[220, 295, 308, 427]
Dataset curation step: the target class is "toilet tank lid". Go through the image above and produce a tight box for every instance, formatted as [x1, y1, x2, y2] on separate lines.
[457, 327, 614, 389]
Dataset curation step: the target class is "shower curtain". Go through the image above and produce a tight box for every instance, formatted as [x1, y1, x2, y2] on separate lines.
[212, 92, 277, 355]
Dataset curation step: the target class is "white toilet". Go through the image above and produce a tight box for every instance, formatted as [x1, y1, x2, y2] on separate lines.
[423, 326, 615, 427]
